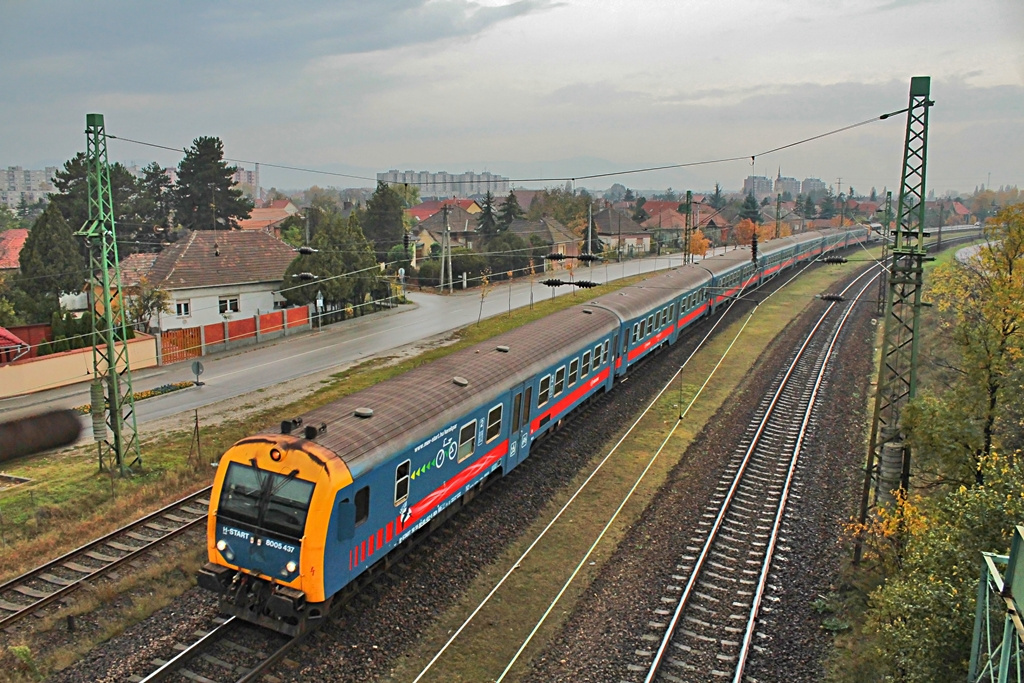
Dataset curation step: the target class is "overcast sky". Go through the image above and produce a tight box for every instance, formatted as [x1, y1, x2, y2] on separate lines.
[2, 0, 1021, 196]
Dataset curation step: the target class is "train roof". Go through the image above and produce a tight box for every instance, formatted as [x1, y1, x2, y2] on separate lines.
[268, 304, 620, 477]
[585, 264, 712, 321]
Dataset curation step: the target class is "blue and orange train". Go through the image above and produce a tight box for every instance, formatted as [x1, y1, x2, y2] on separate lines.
[198, 227, 869, 634]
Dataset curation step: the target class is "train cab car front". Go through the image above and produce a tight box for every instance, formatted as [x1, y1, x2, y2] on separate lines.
[200, 434, 351, 635]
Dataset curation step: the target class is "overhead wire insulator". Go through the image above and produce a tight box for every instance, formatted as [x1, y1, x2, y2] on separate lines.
[294, 272, 318, 281]
[577, 254, 602, 262]
[575, 280, 598, 288]
[819, 293, 845, 302]
[297, 246, 318, 255]
[545, 253, 568, 261]
[822, 256, 848, 264]
[541, 279, 565, 287]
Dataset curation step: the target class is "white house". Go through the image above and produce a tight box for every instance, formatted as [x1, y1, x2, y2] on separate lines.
[122, 230, 298, 331]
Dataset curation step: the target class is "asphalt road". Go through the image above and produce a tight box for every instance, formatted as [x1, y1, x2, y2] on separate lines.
[0, 251, 733, 432]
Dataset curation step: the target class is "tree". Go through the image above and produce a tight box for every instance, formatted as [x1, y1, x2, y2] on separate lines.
[359, 181, 405, 258]
[525, 187, 590, 227]
[818, 191, 836, 219]
[173, 136, 252, 231]
[708, 183, 726, 210]
[0, 204, 17, 232]
[125, 276, 170, 331]
[688, 228, 710, 258]
[134, 162, 172, 242]
[476, 191, 500, 239]
[914, 205, 1024, 483]
[391, 184, 420, 209]
[15, 203, 86, 322]
[50, 153, 143, 246]
[497, 190, 525, 229]
[870, 187, 878, 202]
[485, 232, 530, 279]
[632, 196, 649, 223]
[604, 183, 627, 202]
[624, 188, 635, 203]
[733, 218, 757, 245]
[803, 195, 816, 219]
[739, 193, 761, 224]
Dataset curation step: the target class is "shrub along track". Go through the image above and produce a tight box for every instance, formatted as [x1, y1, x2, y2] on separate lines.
[45, 260, 873, 683]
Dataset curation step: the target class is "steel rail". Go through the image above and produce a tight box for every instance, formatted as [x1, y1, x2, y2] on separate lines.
[0, 486, 212, 630]
[731, 276, 877, 681]
[643, 266, 877, 683]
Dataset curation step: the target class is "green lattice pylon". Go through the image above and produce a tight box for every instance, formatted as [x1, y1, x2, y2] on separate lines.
[859, 77, 932, 523]
[75, 113, 141, 475]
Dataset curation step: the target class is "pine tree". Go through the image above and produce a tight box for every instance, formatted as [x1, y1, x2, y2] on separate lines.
[739, 193, 762, 224]
[15, 203, 86, 322]
[173, 136, 252, 231]
[360, 182, 405, 257]
[476, 191, 499, 239]
[803, 195, 816, 219]
[708, 183, 726, 210]
[497, 190, 524, 229]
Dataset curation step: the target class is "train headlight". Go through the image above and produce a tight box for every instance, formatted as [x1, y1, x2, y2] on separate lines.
[286, 561, 298, 573]
[216, 539, 227, 552]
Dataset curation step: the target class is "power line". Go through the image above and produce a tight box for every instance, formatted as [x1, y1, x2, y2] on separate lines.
[105, 107, 906, 189]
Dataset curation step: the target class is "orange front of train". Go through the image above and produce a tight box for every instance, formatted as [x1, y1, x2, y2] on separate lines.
[198, 433, 351, 634]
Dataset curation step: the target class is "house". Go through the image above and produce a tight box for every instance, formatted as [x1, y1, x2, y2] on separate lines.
[0, 229, 28, 273]
[411, 205, 480, 255]
[121, 230, 298, 331]
[592, 208, 650, 255]
[406, 199, 481, 223]
[237, 199, 299, 238]
[506, 217, 579, 268]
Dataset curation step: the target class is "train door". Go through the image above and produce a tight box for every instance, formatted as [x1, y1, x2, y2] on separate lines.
[506, 383, 533, 471]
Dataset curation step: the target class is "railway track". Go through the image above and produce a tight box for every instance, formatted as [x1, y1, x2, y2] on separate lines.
[0, 486, 212, 632]
[632, 271, 876, 683]
[132, 615, 300, 683]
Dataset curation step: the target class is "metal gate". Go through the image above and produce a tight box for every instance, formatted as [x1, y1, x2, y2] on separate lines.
[160, 327, 201, 365]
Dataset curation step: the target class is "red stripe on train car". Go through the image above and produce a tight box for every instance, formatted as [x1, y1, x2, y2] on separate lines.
[531, 367, 611, 432]
[627, 325, 674, 362]
[678, 304, 707, 328]
[386, 522, 393, 543]
[360, 540, 366, 563]
[377, 528, 384, 548]
[369, 533, 376, 556]
[400, 440, 509, 531]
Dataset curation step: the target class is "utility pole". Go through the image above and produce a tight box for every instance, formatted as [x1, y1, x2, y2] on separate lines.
[876, 191, 893, 316]
[439, 205, 454, 293]
[856, 77, 933, 563]
[683, 190, 692, 264]
[586, 203, 593, 265]
[774, 193, 782, 239]
[75, 113, 141, 476]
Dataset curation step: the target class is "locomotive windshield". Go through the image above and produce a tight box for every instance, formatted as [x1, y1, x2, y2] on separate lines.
[217, 462, 315, 540]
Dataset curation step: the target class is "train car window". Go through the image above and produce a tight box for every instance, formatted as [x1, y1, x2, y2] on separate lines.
[511, 391, 522, 432]
[486, 405, 502, 442]
[593, 344, 602, 366]
[622, 336, 628, 357]
[538, 375, 551, 406]
[569, 358, 579, 385]
[355, 486, 370, 526]
[458, 421, 476, 462]
[217, 462, 315, 540]
[523, 386, 532, 425]
[554, 367, 565, 395]
[582, 350, 591, 376]
[647, 315, 654, 334]
[395, 460, 410, 505]
[632, 322, 639, 342]
[603, 340, 609, 364]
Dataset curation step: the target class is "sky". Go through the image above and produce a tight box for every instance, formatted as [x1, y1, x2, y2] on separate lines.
[2, 0, 1022, 197]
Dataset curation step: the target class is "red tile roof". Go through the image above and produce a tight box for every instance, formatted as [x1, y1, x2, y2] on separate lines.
[238, 207, 292, 231]
[953, 201, 970, 216]
[641, 209, 687, 230]
[140, 230, 297, 290]
[0, 326, 29, 349]
[118, 253, 159, 287]
[0, 229, 29, 270]
[407, 199, 481, 222]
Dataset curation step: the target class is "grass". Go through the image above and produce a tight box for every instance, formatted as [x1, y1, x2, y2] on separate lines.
[383, 256, 871, 682]
[0, 543, 206, 683]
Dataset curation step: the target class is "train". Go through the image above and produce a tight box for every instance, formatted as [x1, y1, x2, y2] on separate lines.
[197, 226, 870, 635]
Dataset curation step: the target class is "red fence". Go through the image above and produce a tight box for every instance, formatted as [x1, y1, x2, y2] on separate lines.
[161, 327, 202, 365]
[6, 323, 52, 360]
[160, 306, 310, 365]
